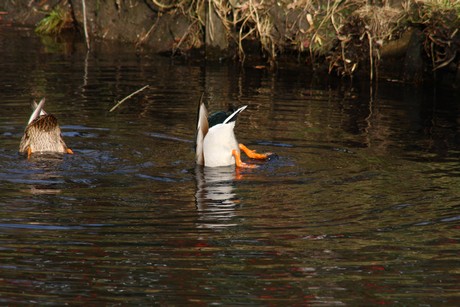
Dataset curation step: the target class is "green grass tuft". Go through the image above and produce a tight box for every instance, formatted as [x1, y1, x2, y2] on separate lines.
[35, 7, 72, 35]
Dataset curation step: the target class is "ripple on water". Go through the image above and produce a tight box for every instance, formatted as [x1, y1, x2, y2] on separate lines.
[0, 25, 459, 305]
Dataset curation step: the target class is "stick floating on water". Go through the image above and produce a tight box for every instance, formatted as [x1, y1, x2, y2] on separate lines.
[109, 85, 149, 112]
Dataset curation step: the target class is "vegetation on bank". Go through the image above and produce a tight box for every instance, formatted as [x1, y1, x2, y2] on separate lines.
[35, 5, 73, 35]
[31, 0, 460, 81]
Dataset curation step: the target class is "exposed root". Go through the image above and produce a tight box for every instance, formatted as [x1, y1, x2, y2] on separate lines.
[94, 1, 460, 80]
[329, 3, 402, 79]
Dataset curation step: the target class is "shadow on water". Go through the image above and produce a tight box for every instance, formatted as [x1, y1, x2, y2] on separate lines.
[0, 25, 459, 305]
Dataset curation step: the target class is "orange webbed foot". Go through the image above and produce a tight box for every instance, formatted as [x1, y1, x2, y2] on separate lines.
[239, 144, 272, 160]
[66, 148, 74, 154]
[232, 149, 257, 169]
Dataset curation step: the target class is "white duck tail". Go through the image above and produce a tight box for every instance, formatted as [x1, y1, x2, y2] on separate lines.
[28, 98, 47, 125]
[223, 105, 247, 124]
[196, 102, 209, 165]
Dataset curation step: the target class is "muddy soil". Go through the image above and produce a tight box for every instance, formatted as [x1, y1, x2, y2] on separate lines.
[1, 0, 459, 87]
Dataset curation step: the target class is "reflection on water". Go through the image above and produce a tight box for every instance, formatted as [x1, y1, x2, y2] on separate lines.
[195, 166, 240, 229]
[18, 155, 66, 195]
[0, 25, 459, 305]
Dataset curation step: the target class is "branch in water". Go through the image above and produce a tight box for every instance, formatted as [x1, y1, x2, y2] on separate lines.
[109, 85, 150, 112]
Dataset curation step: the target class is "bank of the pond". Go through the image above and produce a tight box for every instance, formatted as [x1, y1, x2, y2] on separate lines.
[1, 0, 459, 87]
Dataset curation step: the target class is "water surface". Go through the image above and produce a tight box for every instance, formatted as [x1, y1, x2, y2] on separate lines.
[0, 26, 459, 305]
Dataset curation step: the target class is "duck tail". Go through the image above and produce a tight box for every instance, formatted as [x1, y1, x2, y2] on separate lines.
[195, 96, 209, 165]
[28, 98, 47, 125]
[223, 105, 247, 124]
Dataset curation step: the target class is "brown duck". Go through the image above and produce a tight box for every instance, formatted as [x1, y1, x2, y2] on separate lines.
[19, 98, 73, 158]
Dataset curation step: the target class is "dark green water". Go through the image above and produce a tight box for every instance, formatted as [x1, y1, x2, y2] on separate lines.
[0, 26, 459, 305]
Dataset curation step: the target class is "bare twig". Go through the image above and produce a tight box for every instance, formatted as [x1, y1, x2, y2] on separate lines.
[173, 19, 198, 55]
[151, 0, 178, 10]
[136, 13, 161, 48]
[110, 85, 150, 112]
[81, 0, 90, 49]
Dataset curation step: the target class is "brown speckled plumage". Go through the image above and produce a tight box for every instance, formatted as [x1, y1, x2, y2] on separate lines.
[19, 99, 72, 156]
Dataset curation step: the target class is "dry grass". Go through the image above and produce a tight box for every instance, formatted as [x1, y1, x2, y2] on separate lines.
[332, 3, 403, 79]
[35, 0, 458, 79]
[406, 0, 460, 71]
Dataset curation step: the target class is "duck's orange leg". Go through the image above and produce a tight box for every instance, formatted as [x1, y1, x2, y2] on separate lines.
[27, 147, 32, 159]
[232, 149, 257, 168]
[239, 144, 271, 160]
[66, 148, 74, 154]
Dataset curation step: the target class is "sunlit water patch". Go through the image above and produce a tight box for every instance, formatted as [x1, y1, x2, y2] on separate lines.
[0, 25, 459, 305]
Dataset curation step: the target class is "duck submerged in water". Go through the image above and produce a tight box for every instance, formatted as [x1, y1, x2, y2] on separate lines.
[19, 98, 73, 158]
[196, 102, 272, 168]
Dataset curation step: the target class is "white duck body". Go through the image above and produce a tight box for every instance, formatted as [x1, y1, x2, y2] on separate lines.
[196, 103, 247, 167]
[203, 121, 239, 167]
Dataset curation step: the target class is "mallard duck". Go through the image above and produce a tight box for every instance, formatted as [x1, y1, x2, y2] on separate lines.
[196, 102, 271, 167]
[19, 98, 73, 158]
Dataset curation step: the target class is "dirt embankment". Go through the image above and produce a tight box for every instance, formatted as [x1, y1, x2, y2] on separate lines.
[1, 0, 459, 87]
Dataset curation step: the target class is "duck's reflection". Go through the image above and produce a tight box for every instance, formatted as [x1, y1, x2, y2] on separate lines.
[19, 153, 67, 195]
[194, 166, 241, 229]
